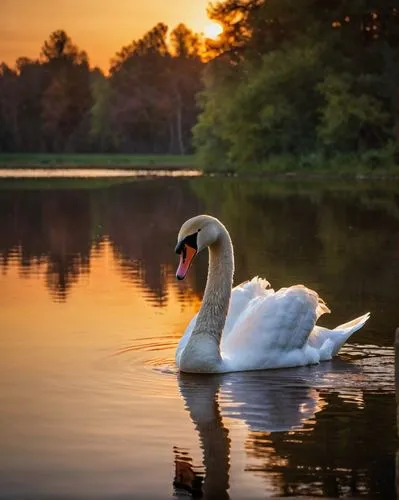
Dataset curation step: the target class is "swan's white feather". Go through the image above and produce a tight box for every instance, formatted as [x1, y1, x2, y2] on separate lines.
[223, 277, 273, 337]
[221, 285, 326, 371]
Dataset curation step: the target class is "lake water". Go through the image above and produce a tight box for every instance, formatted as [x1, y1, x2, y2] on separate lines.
[0, 174, 398, 499]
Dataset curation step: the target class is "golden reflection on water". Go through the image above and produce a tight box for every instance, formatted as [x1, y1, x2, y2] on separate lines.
[0, 239, 199, 358]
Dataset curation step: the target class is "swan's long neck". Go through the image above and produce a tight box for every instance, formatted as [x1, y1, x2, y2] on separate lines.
[179, 226, 234, 373]
[195, 229, 234, 340]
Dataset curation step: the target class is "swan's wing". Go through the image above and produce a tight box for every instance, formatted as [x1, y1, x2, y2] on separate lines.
[176, 276, 273, 364]
[221, 285, 331, 371]
[223, 277, 274, 337]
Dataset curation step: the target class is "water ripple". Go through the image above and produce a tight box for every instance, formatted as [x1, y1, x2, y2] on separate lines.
[98, 338, 396, 412]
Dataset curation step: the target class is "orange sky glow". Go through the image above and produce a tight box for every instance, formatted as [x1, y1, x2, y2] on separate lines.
[1, 0, 213, 71]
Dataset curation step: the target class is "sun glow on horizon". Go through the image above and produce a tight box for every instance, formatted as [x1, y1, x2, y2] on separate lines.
[1, 0, 216, 71]
[203, 21, 223, 39]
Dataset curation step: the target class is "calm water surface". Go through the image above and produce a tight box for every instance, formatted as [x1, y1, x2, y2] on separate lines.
[0, 175, 398, 499]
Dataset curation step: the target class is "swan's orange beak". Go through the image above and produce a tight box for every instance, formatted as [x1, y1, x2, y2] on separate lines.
[176, 245, 197, 280]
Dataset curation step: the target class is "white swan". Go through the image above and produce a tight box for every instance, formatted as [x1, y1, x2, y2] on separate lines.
[175, 215, 370, 374]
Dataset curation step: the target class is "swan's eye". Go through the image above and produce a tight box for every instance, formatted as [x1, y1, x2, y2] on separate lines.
[183, 232, 198, 250]
[175, 232, 198, 255]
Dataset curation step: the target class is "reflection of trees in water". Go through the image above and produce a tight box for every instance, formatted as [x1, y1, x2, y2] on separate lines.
[245, 391, 396, 498]
[1, 177, 399, 316]
[0, 179, 203, 302]
[104, 179, 203, 303]
[0, 189, 92, 300]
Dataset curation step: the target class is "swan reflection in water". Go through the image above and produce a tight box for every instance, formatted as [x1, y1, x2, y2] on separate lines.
[173, 359, 362, 499]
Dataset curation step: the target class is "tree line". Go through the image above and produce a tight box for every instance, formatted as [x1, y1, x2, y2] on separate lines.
[0, 24, 203, 154]
[1, 0, 398, 169]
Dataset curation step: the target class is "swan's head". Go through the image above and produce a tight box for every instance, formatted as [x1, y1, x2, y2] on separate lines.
[175, 215, 221, 280]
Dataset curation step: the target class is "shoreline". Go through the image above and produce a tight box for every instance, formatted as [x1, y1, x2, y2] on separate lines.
[0, 163, 196, 170]
[0, 154, 398, 180]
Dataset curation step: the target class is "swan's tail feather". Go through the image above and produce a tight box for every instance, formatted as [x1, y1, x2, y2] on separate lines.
[333, 312, 370, 333]
[329, 312, 370, 357]
[309, 312, 370, 361]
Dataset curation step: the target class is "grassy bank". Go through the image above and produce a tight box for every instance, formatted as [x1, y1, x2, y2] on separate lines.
[0, 153, 196, 169]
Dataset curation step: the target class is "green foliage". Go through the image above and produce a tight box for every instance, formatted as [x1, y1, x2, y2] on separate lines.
[317, 73, 391, 151]
[193, 67, 238, 170]
[194, 40, 325, 168]
[195, 0, 399, 172]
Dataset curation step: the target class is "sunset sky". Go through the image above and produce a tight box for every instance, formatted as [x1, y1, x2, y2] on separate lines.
[1, 0, 213, 71]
